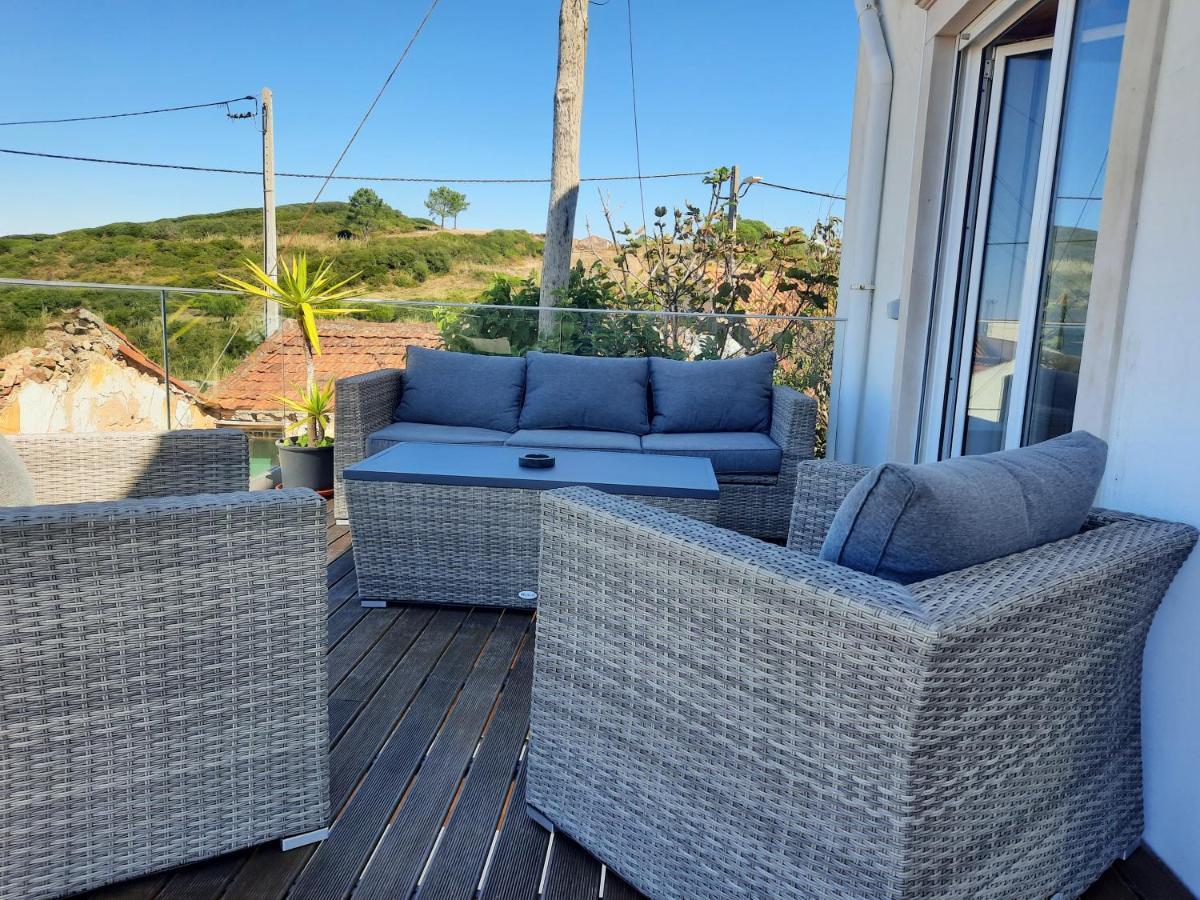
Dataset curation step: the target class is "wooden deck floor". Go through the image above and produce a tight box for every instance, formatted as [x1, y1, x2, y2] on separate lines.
[77, 522, 1190, 900]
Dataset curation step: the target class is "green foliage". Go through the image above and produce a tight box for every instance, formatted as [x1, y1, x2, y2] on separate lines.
[735, 218, 772, 241]
[0, 203, 542, 390]
[344, 187, 393, 240]
[437, 263, 670, 359]
[437, 169, 843, 454]
[424, 186, 470, 228]
[220, 254, 364, 445]
[276, 379, 335, 446]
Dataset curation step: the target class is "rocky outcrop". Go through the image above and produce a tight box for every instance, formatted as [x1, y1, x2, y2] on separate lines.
[0, 308, 217, 433]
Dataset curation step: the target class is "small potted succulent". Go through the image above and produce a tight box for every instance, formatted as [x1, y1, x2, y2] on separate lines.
[221, 254, 361, 491]
[274, 378, 336, 490]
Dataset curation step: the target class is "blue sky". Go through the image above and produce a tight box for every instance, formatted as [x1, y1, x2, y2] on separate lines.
[0, 1, 859, 237]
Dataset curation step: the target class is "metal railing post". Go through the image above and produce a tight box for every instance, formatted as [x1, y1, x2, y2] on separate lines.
[159, 289, 172, 430]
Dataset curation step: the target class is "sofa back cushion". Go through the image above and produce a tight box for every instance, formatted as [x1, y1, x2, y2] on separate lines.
[649, 353, 775, 434]
[819, 431, 1108, 584]
[519, 352, 650, 434]
[396, 347, 525, 432]
[0, 435, 35, 506]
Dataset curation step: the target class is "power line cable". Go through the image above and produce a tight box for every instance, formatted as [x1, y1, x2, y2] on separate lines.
[283, 0, 442, 249]
[0, 146, 845, 198]
[757, 180, 846, 201]
[624, 0, 648, 234]
[0, 146, 709, 183]
[0, 96, 257, 127]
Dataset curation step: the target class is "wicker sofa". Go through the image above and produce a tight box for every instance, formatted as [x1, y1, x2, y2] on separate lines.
[0, 430, 329, 900]
[334, 353, 817, 540]
[527, 462, 1198, 900]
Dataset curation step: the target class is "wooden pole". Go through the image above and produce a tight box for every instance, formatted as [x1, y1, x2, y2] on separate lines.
[539, 0, 589, 336]
[262, 87, 281, 335]
[727, 164, 739, 235]
[724, 164, 739, 290]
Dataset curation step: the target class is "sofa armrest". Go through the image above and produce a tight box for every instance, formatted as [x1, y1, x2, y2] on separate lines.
[0, 488, 329, 896]
[334, 369, 403, 514]
[529, 487, 930, 892]
[786, 459, 871, 555]
[769, 385, 817, 460]
[6, 429, 248, 504]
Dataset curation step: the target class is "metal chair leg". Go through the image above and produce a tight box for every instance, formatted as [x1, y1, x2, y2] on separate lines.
[281, 826, 330, 852]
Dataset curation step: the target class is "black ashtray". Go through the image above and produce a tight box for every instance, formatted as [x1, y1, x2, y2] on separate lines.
[518, 453, 556, 469]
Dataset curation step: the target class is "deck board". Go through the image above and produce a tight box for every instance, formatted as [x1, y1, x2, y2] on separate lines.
[352, 614, 530, 899]
[289, 612, 503, 899]
[603, 873, 645, 900]
[326, 605, 402, 688]
[155, 851, 249, 899]
[416, 637, 536, 900]
[332, 606, 436, 704]
[543, 835, 603, 900]
[326, 598, 369, 647]
[328, 608, 470, 811]
[478, 760, 553, 900]
[326, 567, 359, 612]
[73, 523, 1165, 900]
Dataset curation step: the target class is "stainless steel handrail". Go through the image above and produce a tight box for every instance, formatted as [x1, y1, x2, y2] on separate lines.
[0, 277, 844, 323]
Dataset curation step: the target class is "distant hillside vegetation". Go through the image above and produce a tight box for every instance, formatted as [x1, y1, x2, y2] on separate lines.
[0, 201, 543, 384]
[0, 201, 540, 290]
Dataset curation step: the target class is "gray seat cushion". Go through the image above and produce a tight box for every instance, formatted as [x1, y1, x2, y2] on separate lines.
[641, 432, 783, 476]
[519, 352, 650, 434]
[820, 430, 1108, 584]
[649, 353, 775, 433]
[506, 429, 642, 453]
[396, 347, 525, 432]
[367, 421, 511, 456]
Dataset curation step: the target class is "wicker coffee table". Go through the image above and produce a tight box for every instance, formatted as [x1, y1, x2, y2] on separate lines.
[343, 442, 719, 609]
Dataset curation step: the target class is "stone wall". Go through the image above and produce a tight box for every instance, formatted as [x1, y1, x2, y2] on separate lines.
[0, 309, 217, 433]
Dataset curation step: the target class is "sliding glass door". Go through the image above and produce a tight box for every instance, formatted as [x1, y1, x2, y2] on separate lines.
[958, 40, 1054, 455]
[937, 0, 1128, 457]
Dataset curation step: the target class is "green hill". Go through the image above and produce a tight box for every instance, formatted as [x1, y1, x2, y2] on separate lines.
[0, 201, 543, 385]
[0, 201, 540, 290]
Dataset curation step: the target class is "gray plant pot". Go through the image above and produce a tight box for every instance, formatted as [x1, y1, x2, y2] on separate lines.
[277, 442, 334, 491]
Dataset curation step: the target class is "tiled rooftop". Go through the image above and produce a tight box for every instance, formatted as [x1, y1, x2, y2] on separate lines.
[210, 319, 440, 414]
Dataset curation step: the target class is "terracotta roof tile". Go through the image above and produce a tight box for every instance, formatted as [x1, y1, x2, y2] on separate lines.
[210, 319, 440, 412]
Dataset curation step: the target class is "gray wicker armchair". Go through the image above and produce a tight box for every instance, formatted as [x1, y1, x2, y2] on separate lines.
[333, 366, 817, 539]
[0, 430, 330, 900]
[527, 462, 1198, 900]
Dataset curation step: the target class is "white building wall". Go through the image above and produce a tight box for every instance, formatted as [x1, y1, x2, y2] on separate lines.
[844, 0, 1200, 888]
[841, 0, 930, 465]
[1097, 0, 1200, 887]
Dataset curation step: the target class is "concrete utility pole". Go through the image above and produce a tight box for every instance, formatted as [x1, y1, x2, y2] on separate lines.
[261, 87, 281, 335]
[538, 0, 589, 336]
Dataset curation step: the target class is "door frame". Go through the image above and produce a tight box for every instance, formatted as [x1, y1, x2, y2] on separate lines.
[884, 0, 1165, 464]
[919, 0, 1081, 458]
[945, 35, 1056, 456]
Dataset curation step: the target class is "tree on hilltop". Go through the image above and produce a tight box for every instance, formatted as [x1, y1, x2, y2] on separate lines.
[424, 186, 469, 229]
[344, 187, 391, 240]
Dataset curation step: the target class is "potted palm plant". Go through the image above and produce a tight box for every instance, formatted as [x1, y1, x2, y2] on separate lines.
[220, 255, 361, 491]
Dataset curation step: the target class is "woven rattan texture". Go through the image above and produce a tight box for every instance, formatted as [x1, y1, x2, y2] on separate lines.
[9, 429, 249, 504]
[334, 368, 403, 519]
[0, 436, 329, 899]
[527, 483, 1197, 899]
[333, 370, 816, 539]
[346, 479, 718, 608]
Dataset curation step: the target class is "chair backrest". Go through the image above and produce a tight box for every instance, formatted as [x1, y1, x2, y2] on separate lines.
[7, 430, 248, 504]
[786, 460, 869, 555]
